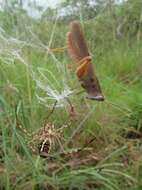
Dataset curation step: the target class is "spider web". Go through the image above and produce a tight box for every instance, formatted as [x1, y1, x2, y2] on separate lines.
[0, 15, 74, 108]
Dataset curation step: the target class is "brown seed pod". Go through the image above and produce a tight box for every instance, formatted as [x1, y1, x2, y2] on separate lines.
[67, 21, 104, 101]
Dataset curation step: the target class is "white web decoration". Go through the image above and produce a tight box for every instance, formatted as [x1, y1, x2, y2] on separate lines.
[32, 66, 73, 108]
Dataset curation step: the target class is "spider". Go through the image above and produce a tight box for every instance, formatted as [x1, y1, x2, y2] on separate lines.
[15, 99, 78, 158]
[15, 104, 69, 157]
[29, 123, 68, 157]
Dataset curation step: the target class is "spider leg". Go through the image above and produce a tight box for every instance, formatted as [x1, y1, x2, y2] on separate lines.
[43, 100, 58, 130]
[55, 136, 65, 153]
